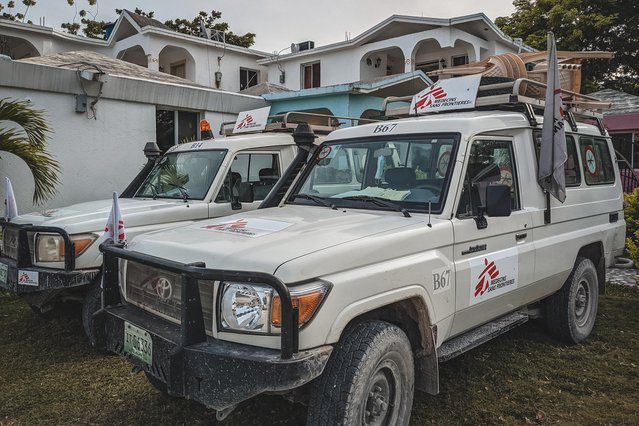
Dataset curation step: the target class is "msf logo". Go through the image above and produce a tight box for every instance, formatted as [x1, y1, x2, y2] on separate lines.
[203, 219, 248, 230]
[236, 114, 254, 130]
[474, 258, 500, 297]
[415, 84, 447, 109]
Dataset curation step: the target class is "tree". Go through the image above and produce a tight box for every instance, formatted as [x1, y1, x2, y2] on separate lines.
[164, 10, 256, 48]
[0, 0, 36, 23]
[495, 0, 639, 95]
[0, 98, 61, 204]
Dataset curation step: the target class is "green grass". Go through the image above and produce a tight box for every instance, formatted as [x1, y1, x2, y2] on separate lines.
[0, 286, 638, 425]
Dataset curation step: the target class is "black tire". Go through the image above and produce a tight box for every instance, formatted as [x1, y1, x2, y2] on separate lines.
[545, 257, 599, 343]
[82, 274, 103, 349]
[307, 320, 414, 426]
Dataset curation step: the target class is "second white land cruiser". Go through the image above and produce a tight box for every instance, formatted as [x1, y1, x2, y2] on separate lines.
[0, 112, 337, 344]
[96, 79, 625, 424]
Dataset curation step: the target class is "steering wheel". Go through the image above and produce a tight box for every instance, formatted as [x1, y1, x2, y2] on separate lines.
[415, 184, 441, 195]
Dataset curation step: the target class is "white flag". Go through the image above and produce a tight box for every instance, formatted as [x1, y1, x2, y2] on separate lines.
[538, 32, 567, 203]
[104, 192, 126, 244]
[4, 177, 18, 221]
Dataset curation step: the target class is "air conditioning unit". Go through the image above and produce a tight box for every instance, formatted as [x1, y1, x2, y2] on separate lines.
[297, 41, 315, 52]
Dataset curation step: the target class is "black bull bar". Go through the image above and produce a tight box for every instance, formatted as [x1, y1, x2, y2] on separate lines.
[97, 241, 300, 358]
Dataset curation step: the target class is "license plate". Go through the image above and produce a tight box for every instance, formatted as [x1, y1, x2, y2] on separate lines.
[0, 263, 7, 285]
[123, 321, 153, 366]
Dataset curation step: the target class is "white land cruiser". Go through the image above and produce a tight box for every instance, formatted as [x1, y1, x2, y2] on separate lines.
[97, 80, 625, 424]
[0, 115, 336, 342]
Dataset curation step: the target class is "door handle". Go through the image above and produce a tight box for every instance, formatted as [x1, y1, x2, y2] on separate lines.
[515, 232, 527, 241]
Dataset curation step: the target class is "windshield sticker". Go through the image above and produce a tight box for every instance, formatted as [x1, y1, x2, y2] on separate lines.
[18, 270, 39, 287]
[317, 146, 332, 160]
[201, 218, 292, 238]
[584, 146, 598, 176]
[469, 248, 518, 305]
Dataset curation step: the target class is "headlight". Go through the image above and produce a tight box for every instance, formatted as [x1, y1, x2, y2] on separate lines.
[35, 233, 98, 263]
[219, 281, 330, 334]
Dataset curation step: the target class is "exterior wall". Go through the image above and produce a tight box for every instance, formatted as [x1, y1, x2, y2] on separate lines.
[0, 88, 155, 212]
[0, 59, 266, 213]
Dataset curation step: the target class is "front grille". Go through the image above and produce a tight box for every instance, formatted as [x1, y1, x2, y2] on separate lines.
[1, 227, 19, 260]
[124, 261, 214, 335]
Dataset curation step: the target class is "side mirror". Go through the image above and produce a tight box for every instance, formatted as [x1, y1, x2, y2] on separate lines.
[231, 182, 255, 210]
[238, 182, 255, 203]
[485, 184, 511, 217]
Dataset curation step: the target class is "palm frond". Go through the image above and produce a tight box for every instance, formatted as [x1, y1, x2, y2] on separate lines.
[0, 130, 61, 204]
[0, 97, 51, 150]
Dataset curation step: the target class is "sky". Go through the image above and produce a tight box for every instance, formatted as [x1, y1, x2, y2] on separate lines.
[20, 0, 517, 52]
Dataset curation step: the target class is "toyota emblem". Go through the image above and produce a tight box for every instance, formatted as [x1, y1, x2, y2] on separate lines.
[154, 277, 173, 301]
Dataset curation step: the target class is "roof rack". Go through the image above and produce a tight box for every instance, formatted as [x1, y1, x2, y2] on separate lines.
[381, 78, 611, 135]
[219, 111, 379, 136]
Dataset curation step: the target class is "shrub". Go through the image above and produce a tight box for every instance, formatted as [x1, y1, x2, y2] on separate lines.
[624, 188, 639, 267]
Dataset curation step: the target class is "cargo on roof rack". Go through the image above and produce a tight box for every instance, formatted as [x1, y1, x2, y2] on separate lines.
[381, 77, 610, 135]
[219, 111, 379, 136]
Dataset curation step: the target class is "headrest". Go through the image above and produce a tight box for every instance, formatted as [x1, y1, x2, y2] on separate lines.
[385, 167, 416, 187]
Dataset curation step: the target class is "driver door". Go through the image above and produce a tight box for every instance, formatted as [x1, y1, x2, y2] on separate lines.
[449, 137, 535, 337]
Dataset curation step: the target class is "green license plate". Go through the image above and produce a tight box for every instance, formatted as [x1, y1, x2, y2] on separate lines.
[123, 321, 152, 366]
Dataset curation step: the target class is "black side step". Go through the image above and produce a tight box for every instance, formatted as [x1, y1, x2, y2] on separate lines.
[437, 311, 528, 362]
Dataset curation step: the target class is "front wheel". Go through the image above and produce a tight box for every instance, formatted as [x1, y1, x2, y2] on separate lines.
[545, 257, 599, 343]
[307, 320, 414, 426]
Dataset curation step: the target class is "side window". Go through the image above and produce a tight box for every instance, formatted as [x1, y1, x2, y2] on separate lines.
[580, 137, 615, 185]
[216, 153, 281, 202]
[533, 131, 581, 187]
[457, 139, 520, 217]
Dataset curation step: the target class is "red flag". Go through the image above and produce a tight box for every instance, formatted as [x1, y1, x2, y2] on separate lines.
[104, 192, 126, 244]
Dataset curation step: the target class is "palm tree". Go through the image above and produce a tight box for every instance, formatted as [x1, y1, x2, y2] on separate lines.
[0, 97, 60, 204]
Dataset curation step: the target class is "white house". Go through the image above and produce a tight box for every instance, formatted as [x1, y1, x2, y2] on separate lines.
[259, 14, 533, 91]
[1, 11, 532, 93]
[0, 10, 269, 93]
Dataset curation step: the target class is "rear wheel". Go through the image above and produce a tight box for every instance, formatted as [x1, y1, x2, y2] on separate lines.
[545, 257, 599, 343]
[307, 320, 414, 426]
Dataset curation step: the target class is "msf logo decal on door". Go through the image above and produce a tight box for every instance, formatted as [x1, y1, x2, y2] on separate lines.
[469, 248, 519, 305]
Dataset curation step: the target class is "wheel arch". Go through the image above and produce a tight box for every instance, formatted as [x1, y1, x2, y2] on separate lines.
[577, 241, 605, 294]
[332, 296, 439, 395]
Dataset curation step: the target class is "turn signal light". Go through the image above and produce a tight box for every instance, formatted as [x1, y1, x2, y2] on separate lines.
[271, 289, 326, 328]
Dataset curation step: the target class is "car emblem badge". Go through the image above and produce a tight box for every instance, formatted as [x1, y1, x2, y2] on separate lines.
[154, 277, 173, 301]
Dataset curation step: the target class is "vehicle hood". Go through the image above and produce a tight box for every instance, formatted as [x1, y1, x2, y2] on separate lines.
[127, 205, 444, 280]
[9, 198, 201, 235]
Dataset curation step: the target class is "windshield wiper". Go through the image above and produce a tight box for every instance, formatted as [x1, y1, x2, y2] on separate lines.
[340, 195, 411, 217]
[291, 193, 337, 209]
[167, 183, 189, 202]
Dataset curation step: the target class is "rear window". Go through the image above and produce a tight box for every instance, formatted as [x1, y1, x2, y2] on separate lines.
[580, 137, 615, 185]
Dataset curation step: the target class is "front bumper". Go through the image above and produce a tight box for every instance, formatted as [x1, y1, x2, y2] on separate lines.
[103, 303, 332, 410]
[0, 255, 99, 293]
[97, 241, 332, 410]
[0, 220, 97, 293]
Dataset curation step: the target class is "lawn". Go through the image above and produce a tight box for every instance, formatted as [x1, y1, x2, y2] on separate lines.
[0, 285, 637, 425]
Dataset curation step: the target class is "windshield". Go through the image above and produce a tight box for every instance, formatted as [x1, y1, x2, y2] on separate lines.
[291, 135, 458, 213]
[135, 149, 227, 200]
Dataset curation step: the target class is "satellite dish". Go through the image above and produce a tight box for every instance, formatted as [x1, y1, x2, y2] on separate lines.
[290, 43, 299, 53]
